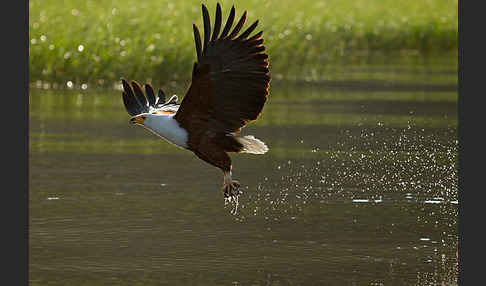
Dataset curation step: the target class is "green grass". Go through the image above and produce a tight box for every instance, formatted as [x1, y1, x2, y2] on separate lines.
[29, 0, 458, 88]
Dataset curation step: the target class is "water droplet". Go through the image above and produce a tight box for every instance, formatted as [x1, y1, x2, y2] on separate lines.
[66, 81, 73, 88]
[77, 45, 84, 52]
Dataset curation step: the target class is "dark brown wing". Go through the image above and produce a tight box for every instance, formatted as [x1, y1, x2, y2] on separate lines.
[174, 3, 270, 134]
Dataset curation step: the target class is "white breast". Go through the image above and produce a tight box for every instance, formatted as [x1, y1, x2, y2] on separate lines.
[143, 114, 189, 149]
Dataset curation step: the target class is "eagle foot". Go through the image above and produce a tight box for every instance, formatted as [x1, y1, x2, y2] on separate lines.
[223, 180, 241, 214]
[222, 180, 241, 200]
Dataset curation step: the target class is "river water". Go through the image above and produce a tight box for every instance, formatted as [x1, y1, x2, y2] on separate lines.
[29, 55, 458, 285]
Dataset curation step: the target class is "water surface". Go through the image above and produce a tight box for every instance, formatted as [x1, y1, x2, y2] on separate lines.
[29, 58, 458, 285]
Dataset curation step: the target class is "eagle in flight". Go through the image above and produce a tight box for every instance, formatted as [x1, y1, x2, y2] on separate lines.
[121, 3, 270, 200]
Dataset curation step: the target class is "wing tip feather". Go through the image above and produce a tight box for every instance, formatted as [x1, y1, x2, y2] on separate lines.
[201, 3, 211, 51]
[193, 23, 202, 61]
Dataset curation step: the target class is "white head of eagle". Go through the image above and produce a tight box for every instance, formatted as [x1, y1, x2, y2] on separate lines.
[130, 113, 189, 149]
[121, 2, 270, 200]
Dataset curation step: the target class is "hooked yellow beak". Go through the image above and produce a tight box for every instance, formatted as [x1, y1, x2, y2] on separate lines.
[130, 116, 145, 124]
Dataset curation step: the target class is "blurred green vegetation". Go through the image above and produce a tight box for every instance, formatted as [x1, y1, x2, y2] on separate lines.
[29, 0, 457, 88]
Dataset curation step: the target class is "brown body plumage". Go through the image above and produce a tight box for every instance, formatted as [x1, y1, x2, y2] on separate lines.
[121, 3, 270, 198]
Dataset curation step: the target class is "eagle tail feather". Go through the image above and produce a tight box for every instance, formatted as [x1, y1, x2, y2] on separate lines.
[235, 135, 268, 154]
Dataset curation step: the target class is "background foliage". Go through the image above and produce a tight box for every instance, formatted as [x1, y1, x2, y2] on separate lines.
[29, 0, 458, 88]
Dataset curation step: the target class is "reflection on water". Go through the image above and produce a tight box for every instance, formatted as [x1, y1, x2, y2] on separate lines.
[29, 64, 457, 285]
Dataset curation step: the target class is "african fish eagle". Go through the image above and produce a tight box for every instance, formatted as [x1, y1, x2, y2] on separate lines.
[121, 3, 270, 200]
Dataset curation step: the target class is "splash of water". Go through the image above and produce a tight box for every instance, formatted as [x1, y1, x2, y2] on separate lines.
[231, 123, 457, 221]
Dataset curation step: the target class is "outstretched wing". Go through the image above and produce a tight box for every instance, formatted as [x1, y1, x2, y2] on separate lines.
[174, 3, 270, 134]
[121, 79, 180, 116]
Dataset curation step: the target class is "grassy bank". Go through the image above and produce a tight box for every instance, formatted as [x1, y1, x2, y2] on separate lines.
[29, 0, 457, 88]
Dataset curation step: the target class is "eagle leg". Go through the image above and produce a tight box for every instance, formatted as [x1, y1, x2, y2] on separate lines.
[193, 138, 243, 199]
[222, 171, 241, 199]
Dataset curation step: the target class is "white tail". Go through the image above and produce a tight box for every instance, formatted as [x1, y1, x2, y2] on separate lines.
[235, 135, 269, 154]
